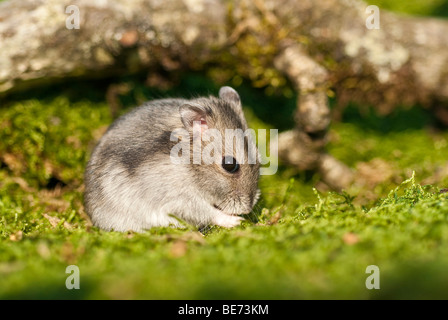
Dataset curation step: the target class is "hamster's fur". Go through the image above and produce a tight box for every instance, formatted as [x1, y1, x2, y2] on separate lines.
[84, 87, 260, 232]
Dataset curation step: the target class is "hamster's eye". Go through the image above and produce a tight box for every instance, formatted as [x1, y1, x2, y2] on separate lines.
[222, 156, 240, 173]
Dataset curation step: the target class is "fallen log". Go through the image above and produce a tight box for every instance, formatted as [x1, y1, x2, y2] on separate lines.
[1, 0, 447, 189]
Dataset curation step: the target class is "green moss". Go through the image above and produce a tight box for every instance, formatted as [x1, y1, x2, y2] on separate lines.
[2, 169, 448, 299]
[328, 105, 448, 190]
[367, 0, 448, 18]
[1, 73, 448, 299]
[0, 97, 111, 188]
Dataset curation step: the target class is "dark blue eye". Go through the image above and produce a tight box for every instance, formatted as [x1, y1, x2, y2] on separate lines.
[222, 156, 240, 173]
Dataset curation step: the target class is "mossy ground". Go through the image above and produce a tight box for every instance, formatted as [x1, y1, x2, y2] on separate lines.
[1, 72, 448, 299]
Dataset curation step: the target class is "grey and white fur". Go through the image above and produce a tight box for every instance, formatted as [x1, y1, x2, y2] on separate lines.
[84, 86, 260, 232]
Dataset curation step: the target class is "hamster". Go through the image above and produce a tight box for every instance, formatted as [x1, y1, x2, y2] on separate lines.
[84, 86, 261, 232]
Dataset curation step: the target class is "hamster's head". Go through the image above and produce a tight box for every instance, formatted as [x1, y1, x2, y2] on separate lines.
[179, 86, 261, 215]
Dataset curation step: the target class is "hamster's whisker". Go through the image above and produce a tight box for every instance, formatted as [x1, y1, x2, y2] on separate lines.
[214, 198, 231, 212]
[250, 204, 263, 217]
[259, 192, 284, 196]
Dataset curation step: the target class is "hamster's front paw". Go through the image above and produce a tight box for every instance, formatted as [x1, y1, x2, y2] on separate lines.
[212, 213, 243, 228]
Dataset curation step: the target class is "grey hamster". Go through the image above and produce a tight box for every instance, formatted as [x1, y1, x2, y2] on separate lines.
[84, 86, 261, 232]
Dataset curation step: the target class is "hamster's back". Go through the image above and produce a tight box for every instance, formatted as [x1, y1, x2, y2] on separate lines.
[84, 98, 189, 231]
[90, 98, 187, 171]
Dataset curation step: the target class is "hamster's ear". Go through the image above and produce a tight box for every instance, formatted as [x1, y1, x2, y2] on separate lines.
[179, 103, 208, 130]
[219, 86, 247, 126]
[219, 86, 241, 104]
